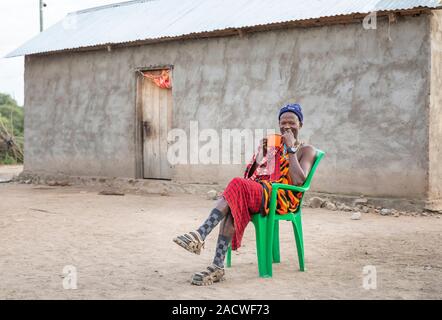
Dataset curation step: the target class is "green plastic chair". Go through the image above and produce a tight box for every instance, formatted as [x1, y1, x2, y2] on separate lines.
[226, 213, 269, 277]
[226, 149, 325, 278]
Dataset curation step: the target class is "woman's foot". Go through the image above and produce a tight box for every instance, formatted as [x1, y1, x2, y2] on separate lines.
[191, 264, 225, 286]
[173, 231, 205, 255]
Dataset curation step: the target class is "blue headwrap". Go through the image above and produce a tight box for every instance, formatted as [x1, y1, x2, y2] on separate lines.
[278, 103, 303, 124]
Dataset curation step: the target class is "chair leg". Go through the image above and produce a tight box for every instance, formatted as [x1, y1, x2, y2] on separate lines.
[292, 215, 305, 271]
[273, 221, 280, 263]
[253, 216, 270, 278]
[266, 216, 275, 277]
[226, 245, 232, 268]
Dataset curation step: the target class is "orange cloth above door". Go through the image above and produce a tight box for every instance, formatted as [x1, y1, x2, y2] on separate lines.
[142, 70, 171, 89]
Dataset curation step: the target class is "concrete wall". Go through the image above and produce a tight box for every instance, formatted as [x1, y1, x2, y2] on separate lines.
[429, 10, 442, 202]
[24, 14, 433, 200]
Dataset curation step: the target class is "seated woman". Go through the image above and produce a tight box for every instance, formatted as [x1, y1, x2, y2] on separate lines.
[173, 103, 317, 285]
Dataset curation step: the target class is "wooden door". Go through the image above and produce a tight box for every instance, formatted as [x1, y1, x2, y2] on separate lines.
[141, 70, 172, 179]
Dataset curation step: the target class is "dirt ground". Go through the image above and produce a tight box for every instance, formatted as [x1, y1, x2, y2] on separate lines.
[0, 165, 441, 300]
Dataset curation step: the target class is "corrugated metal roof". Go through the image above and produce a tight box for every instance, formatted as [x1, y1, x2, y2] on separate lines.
[6, 0, 442, 57]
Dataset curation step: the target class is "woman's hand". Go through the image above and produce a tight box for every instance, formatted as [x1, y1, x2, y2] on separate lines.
[282, 130, 296, 147]
[255, 138, 267, 163]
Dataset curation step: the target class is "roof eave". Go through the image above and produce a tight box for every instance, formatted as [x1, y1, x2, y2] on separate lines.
[14, 7, 437, 58]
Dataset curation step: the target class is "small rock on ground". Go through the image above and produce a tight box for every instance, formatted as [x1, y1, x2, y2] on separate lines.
[351, 212, 362, 220]
[206, 189, 218, 200]
[309, 197, 325, 209]
[324, 201, 337, 211]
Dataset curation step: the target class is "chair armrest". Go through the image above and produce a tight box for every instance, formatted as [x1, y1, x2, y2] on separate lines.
[267, 183, 307, 221]
[271, 183, 307, 193]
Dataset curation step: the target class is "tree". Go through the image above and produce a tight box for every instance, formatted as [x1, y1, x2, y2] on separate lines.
[0, 93, 24, 164]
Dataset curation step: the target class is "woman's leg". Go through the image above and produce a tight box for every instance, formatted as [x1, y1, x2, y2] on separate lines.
[190, 201, 234, 285]
[173, 198, 231, 255]
[212, 210, 234, 269]
[196, 198, 230, 241]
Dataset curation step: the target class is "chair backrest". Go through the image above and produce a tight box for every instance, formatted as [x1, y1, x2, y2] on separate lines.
[301, 149, 325, 190]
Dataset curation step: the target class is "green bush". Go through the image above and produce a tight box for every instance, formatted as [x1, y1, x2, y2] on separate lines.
[0, 93, 24, 164]
[0, 153, 17, 165]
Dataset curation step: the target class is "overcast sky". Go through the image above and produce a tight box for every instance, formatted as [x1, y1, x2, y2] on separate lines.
[0, 0, 120, 105]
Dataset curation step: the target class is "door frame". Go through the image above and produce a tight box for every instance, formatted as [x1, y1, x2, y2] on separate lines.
[134, 64, 174, 179]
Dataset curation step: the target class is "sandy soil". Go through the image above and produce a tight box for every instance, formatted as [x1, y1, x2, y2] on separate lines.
[0, 166, 441, 299]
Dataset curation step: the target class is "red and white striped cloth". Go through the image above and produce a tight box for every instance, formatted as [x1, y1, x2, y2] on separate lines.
[222, 177, 263, 250]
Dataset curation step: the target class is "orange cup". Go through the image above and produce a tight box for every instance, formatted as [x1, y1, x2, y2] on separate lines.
[267, 134, 282, 148]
